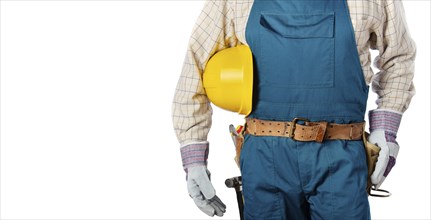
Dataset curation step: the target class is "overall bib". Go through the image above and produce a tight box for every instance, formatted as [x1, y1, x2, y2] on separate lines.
[241, 0, 370, 219]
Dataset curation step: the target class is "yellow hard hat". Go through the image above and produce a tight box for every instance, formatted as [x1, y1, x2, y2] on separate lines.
[203, 45, 253, 115]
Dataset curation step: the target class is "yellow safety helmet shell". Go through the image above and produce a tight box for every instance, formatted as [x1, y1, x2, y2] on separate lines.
[203, 45, 253, 115]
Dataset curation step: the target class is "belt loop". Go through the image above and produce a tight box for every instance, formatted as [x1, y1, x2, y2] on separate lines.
[315, 121, 328, 143]
[243, 118, 248, 135]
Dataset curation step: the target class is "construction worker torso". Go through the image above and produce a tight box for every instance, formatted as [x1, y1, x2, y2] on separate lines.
[174, 0, 415, 218]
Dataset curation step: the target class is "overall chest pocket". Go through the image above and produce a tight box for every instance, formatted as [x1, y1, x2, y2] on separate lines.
[259, 12, 335, 88]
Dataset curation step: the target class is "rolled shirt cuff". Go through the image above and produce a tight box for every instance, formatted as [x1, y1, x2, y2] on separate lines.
[180, 141, 209, 172]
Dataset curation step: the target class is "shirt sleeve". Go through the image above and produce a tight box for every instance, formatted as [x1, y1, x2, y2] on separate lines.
[172, 0, 238, 146]
[369, 0, 416, 113]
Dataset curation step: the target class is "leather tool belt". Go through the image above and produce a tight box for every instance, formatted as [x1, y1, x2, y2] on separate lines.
[245, 118, 365, 142]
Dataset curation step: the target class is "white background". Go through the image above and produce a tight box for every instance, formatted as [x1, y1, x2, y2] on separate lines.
[0, 1, 429, 219]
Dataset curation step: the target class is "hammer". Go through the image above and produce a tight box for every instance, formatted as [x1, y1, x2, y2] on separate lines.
[225, 176, 244, 220]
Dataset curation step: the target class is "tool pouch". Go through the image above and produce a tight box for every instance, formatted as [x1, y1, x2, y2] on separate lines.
[234, 132, 245, 167]
[362, 132, 381, 195]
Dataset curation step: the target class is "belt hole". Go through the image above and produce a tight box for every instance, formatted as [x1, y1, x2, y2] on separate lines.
[302, 128, 304, 130]
[269, 130, 272, 133]
[277, 131, 280, 133]
[330, 125, 333, 128]
[328, 135, 332, 138]
[262, 131, 264, 133]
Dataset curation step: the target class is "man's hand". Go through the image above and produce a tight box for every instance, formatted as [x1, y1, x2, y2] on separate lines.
[368, 109, 402, 189]
[187, 166, 226, 217]
[368, 130, 399, 188]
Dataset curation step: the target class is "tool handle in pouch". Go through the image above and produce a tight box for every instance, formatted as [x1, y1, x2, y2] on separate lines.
[363, 132, 391, 197]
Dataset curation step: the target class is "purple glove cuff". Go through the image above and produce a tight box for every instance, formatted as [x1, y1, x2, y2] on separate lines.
[384, 131, 398, 144]
[369, 110, 402, 134]
[384, 156, 397, 177]
[180, 142, 209, 172]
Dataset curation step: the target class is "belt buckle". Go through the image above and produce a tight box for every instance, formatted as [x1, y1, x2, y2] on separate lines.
[289, 117, 309, 139]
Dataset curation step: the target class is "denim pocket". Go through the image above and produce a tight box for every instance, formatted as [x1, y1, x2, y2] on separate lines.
[259, 12, 335, 88]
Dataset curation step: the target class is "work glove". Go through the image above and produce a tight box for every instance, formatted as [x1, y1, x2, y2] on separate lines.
[180, 142, 226, 217]
[368, 109, 402, 189]
[187, 166, 226, 216]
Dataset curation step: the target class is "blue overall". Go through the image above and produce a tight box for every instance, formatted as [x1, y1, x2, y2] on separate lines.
[241, 0, 371, 219]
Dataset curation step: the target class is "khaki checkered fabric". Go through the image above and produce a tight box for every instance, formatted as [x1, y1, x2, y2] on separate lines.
[172, 0, 416, 146]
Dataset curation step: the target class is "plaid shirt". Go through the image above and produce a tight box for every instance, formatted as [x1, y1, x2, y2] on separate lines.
[172, 0, 416, 147]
